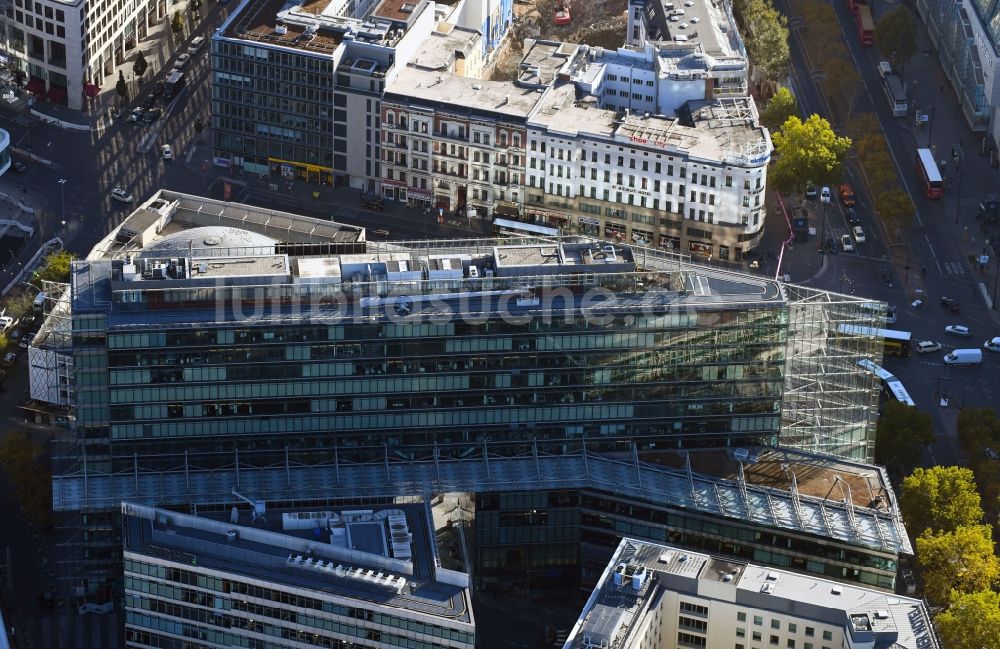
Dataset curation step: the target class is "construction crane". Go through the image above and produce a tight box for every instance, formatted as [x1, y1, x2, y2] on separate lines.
[232, 488, 267, 524]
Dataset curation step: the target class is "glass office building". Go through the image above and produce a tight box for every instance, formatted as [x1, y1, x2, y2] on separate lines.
[46, 190, 890, 594]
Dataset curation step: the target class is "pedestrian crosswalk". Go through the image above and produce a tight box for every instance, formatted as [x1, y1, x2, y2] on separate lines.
[942, 261, 966, 274]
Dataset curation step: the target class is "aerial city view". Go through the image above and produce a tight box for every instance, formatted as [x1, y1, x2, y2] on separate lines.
[0, 0, 998, 646]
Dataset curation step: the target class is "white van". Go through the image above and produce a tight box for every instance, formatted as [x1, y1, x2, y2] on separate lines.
[877, 61, 892, 78]
[943, 348, 983, 365]
[187, 36, 205, 55]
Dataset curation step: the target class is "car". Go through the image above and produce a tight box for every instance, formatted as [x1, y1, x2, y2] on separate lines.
[804, 181, 817, 199]
[2, 352, 15, 365]
[916, 341, 942, 354]
[11, 160, 27, 173]
[846, 207, 860, 225]
[839, 183, 856, 207]
[820, 186, 831, 203]
[152, 80, 165, 98]
[127, 107, 145, 123]
[142, 107, 162, 124]
[141, 95, 157, 109]
[985, 336, 1000, 352]
[173, 53, 191, 69]
[900, 567, 916, 595]
[187, 36, 205, 55]
[980, 191, 999, 214]
[840, 234, 854, 252]
[945, 325, 971, 337]
[825, 236, 837, 253]
[987, 448, 1000, 460]
[940, 296, 961, 312]
[161, 144, 173, 160]
[852, 226, 866, 243]
[111, 188, 134, 203]
[877, 61, 892, 78]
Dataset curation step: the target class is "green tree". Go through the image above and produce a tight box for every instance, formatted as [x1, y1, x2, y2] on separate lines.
[770, 114, 851, 192]
[116, 70, 128, 102]
[936, 590, 1000, 649]
[759, 87, 798, 131]
[171, 11, 185, 35]
[34, 250, 75, 283]
[740, 0, 790, 83]
[957, 408, 1000, 452]
[874, 187, 914, 232]
[875, 6, 918, 79]
[2, 290, 36, 320]
[0, 331, 7, 349]
[873, 402, 934, 477]
[917, 525, 1000, 606]
[133, 50, 148, 81]
[901, 466, 984, 536]
[0, 431, 52, 531]
[822, 56, 863, 120]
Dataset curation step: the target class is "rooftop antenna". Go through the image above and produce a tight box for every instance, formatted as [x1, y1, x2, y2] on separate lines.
[232, 488, 267, 524]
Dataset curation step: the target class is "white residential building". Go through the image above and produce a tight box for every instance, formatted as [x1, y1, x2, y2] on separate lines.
[3, 0, 160, 109]
[123, 501, 475, 649]
[564, 538, 940, 649]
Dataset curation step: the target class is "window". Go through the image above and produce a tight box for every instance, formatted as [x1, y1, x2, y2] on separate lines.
[679, 602, 708, 618]
[822, 631, 832, 641]
[737, 613, 747, 623]
[805, 628, 814, 638]
[804, 644, 813, 649]
[771, 620, 780, 630]
[678, 632, 707, 648]
[737, 628, 746, 638]
[725, 175, 732, 187]
[786, 641, 795, 649]
[770, 636, 779, 646]
[753, 616, 763, 626]
[788, 624, 796, 634]
[753, 632, 762, 642]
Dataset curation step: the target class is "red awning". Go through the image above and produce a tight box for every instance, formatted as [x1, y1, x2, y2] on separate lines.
[84, 83, 100, 98]
[46, 85, 67, 103]
[25, 78, 44, 95]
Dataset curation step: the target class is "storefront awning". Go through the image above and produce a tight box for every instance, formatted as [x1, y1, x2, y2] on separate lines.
[494, 201, 519, 217]
[46, 85, 67, 104]
[25, 78, 45, 95]
[84, 83, 101, 98]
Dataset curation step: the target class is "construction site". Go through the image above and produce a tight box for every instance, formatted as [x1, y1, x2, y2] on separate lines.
[494, 0, 629, 80]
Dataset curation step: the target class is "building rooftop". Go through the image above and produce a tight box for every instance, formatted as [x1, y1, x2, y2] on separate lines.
[409, 22, 482, 72]
[565, 538, 939, 649]
[385, 67, 545, 118]
[123, 501, 474, 625]
[518, 39, 579, 86]
[634, 0, 746, 60]
[58, 443, 909, 558]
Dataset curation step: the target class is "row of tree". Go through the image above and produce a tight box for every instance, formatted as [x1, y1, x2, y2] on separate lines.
[900, 464, 1000, 647]
[732, 0, 791, 84]
[0, 250, 74, 349]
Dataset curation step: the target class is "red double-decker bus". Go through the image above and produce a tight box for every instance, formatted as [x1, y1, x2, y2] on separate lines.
[855, 5, 874, 45]
[915, 148, 944, 198]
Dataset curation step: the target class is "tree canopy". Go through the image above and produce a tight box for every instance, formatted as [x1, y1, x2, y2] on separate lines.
[2, 290, 36, 320]
[873, 401, 934, 477]
[957, 407, 1000, 452]
[133, 50, 148, 80]
[769, 114, 851, 192]
[741, 0, 790, 83]
[901, 466, 983, 536]
[759, 87, 799, 131]
[171, 11, 185, 35]
[916, 525, 1000, 606]
[34, 250, 75, 283]
[874, 188, 914, 232]
[822, 56, 863, 120]
[874, 6, 918, 76]
[0, 431, 53, 531]
[937, 590, 1000, 649]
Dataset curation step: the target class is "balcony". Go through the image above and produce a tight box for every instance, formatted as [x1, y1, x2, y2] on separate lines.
[433, 166, 467, 178]
[434, 129, 467, 142]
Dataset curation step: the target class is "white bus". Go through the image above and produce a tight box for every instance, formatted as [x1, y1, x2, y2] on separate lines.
[838, 324, 912, 357]
[857, 301, 897, 325]
[856, 360, 915, 406]
[882, 74, 908, 117]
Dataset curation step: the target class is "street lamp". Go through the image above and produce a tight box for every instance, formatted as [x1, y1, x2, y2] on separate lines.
[57, 178, 67, 223]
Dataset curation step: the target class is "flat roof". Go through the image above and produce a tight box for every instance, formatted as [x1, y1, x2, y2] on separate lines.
[518, 39, 578, 85]
[225, 0, 345, 55]
[58, 444, 909, 557]
[637, 0, 744, 59]
[385, 67, 545, 118]
[123, 502, 473, 625]
[410, 23, 481, 71]
[565, 538, 939, 649]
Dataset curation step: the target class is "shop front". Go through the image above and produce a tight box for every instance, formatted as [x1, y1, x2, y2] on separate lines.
[268, 158, 332, 185]
[658, 234, 681, 251]
[407, 186, 433, 207]
[604, 222, 627, 241]
[631, 228, 654, 246]
[689, 241, 713, 259]
[579, 217, 601, 237]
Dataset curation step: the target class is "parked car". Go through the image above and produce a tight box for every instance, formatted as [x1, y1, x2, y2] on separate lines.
[840, 234, 854, 252]
[852, 226, 866, 243]
[360, 196, 384, 211]
[173, 53, 191, 69]
[945, 325, 971, 337]
[984, 336, 1000, 352]
[187, 36, 205, 55]
[940, 296, 961, 312]
[127, 107, 145, 123]
[141, 95, 157, 109]
[161, 144, 173, 160]
[111, 188, 134, 203]
[839, 183, 856, 207]
[804, 181, 817, 199]
[877, 61, 892, 78]
[820, 186, 831, 203]
[1, 352, 15, 365]
[152, 80, 165, 98]
[916, 341, 942, 354]
[846, 207, 860, 225]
